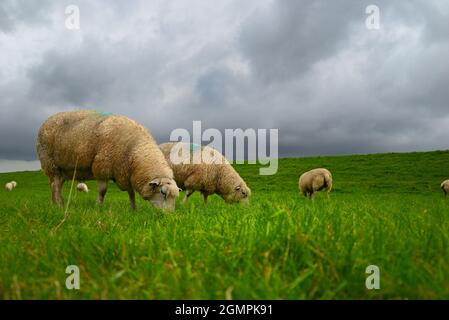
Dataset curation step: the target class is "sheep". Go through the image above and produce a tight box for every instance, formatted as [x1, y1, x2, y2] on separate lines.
[10, 181, 17, 188]
[441, 180, 449, 197]
[5, 182, 13, 191]
[77, 183, 89, 193]
[36, 110, 180, 211]
[299, 168, 333, 199]
[159, 142, 251, 204]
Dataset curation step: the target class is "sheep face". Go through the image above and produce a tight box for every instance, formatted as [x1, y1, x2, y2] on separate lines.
[140, 177, 180, 211]
[223, 184, 251, 204]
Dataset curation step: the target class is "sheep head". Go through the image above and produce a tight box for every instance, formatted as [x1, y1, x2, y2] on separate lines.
[223, 182, 251, 204]
[140, 177, 180, 212]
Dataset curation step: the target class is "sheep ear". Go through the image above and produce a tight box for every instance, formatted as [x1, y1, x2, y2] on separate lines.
[179, 188, 183, 192]
[149, 179, 161, 187]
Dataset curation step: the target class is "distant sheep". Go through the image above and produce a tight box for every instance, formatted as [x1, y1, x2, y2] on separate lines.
[299, 168, 333, 199]
[10, 181, 17, 188]
[77, 183, 89, 193]
[159, 142, 251, 204]
[36, 110, 180, 211]
[442, 180, 449, 197]
[5, 182, 13, 191]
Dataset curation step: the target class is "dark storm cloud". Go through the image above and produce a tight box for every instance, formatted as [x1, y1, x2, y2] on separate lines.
[235, 0, 449, 156]
[239, 0, 364, 82]
[1, 0, 449, 171]
[27, 38, 167, 107]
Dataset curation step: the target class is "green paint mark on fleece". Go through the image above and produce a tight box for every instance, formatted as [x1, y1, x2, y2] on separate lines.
[96, 111, 114, 117]
[190, 143, 202, 152]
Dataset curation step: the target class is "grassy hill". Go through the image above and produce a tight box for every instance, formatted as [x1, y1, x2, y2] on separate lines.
[1, 150, 449, 299]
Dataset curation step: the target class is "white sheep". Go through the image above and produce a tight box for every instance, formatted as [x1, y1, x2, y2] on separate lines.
[10, 181, 17, 188]
[5, 182, 14, 191]
[299, 168, 333, 199]
[159, 142, 251, 204]
[77, 183, 89, 193]
[36, 110, 179, 211]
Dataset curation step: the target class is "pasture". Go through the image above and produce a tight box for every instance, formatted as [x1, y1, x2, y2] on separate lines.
[1, 150, 449, 299]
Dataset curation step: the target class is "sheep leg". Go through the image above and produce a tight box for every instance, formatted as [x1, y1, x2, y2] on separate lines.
[309, 192, 315, 201]
[326, 180, 333, 197]
[183, 190, 194, 204]
[128, 189, 136, 210]
[202, 193, 208, 204]
[50, 175, 65, 206]
[97, 180, 108, 205]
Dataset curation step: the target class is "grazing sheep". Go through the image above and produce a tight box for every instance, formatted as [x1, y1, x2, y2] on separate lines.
[442, 180, 449, 197]
[5, 182, 13, 191]
[299, 168, 333, 199]
[77, 183, 89, 193]
[36, 110, 180, 211]
[10, 181, 17, 188]
[159, 142, 251, 204]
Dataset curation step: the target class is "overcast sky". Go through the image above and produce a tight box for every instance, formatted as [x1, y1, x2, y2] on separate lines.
[1, 0, 448, 172]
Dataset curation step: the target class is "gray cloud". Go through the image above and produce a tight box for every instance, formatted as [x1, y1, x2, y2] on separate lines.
[0, 5, 14, 32]
[0, 0, 54, 32]
[1, 0, 449, 172]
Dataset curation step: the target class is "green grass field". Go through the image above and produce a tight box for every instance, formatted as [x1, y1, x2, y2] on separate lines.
[1, 150, 449, 299]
